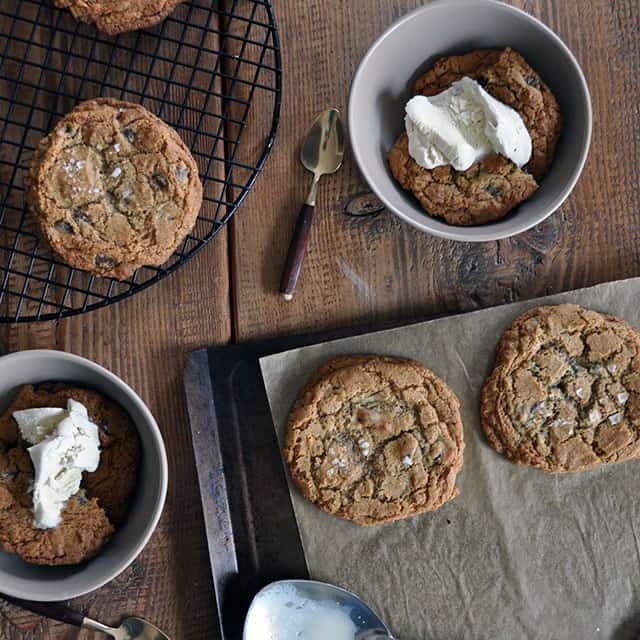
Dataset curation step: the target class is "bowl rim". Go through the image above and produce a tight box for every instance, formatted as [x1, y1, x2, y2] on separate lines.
[348, 0, 593, 242]
[0, 349, 168, 601]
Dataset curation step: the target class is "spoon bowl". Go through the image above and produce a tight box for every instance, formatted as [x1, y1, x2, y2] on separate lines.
[243, 579, 394, 640]
[301, 108, 345, 176]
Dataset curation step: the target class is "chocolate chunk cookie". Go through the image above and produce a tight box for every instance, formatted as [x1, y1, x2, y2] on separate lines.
[0, 384, 140, 564]
[53, 0, 185, 35]
[481, 305, 640, 472]
[414, 48, 561, 180]
[0, 384, 140, 525]
[389, 135, 538, 226]
[0, 445, 113, 565]
[285, 355, 464, 525]
[27, 98, 202, 280]
[389, 47, 562, 225]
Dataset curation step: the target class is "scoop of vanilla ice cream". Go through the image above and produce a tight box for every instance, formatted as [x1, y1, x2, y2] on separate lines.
[14, 399, 101, 529]
[404, 76, 532, 171]
[12, 407, 66, 444]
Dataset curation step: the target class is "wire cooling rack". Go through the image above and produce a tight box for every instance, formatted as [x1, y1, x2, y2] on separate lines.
[0, 0, 281, 322]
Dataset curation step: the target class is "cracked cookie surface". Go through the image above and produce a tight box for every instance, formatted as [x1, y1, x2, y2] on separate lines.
[285, 355, 464, 525]
[481, 305, 640, 472]
[0, 384, 140, 565]
[388, 47, 562, 225]
[389, 134, 538, 226]
[53, 0, 185, 35]
[27, 98, 202, 280]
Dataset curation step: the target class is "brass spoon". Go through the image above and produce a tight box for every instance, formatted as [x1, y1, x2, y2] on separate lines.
[1, 594, 170, 639]
[279, 108, 345, 300]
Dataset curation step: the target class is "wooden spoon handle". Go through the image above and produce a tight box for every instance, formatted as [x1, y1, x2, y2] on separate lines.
[279, 202, 315, 300]
[0, 594, 85, 627]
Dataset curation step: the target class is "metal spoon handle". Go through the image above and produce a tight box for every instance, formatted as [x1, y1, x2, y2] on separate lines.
[279, 201, 315, 300]
[82, 616, 120, 637]
[0, 594, 85, 628]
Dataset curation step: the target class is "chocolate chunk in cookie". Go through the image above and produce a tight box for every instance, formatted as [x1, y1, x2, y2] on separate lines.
[53, 0, 186, 35]
[27, 98, 202, 280]
[481, 305, 640, 472]
[285, 355, 464, 525]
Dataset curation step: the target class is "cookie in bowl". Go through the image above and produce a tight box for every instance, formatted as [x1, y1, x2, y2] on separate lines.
[284, 355, 464, 525]
[27, 98, 202, 280]
[388, 48, 562, 225]
[53, 0, 186, 35]
[0, 383, 140, 565]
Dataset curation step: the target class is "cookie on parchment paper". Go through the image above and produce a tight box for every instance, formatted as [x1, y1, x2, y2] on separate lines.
[27, 98, 202, 280]
[480, 304, 640, 472]
[284, 355, 465, 525]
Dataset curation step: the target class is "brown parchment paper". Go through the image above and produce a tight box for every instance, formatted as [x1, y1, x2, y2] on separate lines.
[259, 277, 640, 640]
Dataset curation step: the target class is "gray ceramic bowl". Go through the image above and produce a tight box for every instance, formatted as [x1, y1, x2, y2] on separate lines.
[348, 0, 592, 241]
[0, 350, 168, 601]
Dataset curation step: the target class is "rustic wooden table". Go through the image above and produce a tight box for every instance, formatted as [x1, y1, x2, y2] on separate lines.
[0, 0, 638, 637]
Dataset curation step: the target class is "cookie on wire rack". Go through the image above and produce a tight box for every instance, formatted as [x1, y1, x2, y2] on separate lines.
[53, 0, 186, 35]
[27, 98, 202, 280]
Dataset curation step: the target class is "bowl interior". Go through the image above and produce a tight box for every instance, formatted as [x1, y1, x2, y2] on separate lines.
[0, 351, 166, 601]
[349, 0, 591, 241]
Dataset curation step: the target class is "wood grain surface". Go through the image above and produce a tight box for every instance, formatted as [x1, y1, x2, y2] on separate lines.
[232, 0, 640, 341]
[0, 0, 639, 638]
[0, 2, 230, 638]
[0, 244, 229, 639]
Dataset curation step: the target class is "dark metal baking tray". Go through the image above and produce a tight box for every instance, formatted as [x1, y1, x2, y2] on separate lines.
[183, 322, 411, 640]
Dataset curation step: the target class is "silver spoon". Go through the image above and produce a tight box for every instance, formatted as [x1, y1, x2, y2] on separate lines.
[242, 579, 396, 640]
[279, 108, 345, 300]
[0, 594, 169, 639]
